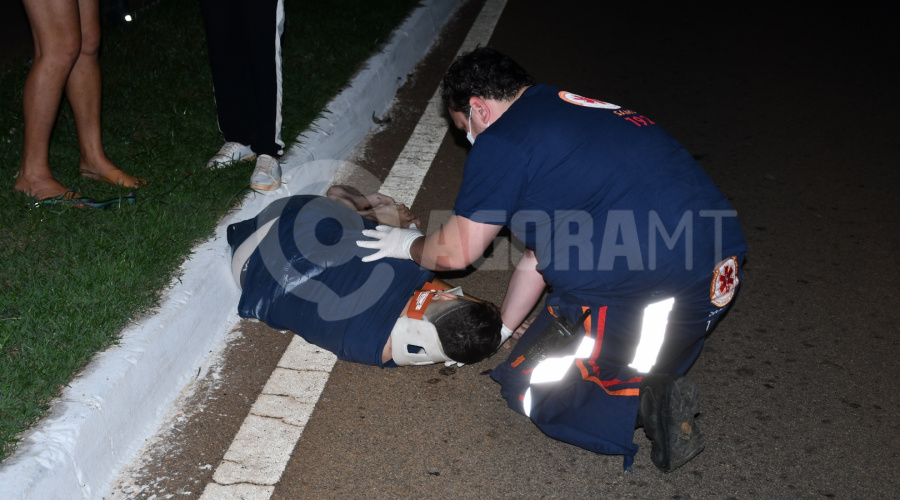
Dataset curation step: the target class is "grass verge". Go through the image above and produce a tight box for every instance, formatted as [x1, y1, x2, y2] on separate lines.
[0, 0, 420, 462]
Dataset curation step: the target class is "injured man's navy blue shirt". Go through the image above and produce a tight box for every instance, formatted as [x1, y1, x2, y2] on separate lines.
[227, 195, 434, 367]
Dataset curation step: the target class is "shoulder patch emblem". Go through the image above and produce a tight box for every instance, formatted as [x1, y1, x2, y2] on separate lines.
[710, 256, 740, 307]
[558, 91, 620, 109]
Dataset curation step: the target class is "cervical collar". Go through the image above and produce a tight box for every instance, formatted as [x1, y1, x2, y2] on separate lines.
[391, 285, 465, 366]
[390, 317, 451, 366]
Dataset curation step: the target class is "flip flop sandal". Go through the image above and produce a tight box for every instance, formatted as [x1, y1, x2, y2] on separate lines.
[33, 189, 136, 209]
[80, 169, 147, 189]
[87, 192, 137, 210]
[33, 188, 94, 208]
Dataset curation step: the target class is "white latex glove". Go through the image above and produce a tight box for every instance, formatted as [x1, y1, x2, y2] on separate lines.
[500, 325, 515, 345]
[357, 225, 423, 262]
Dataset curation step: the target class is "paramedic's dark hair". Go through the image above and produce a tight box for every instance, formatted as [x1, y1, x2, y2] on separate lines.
[432, 300, 502, 364]
[440, 46, 534, 114]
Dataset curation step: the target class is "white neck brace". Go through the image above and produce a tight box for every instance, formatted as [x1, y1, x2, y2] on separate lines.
[390, 316, 452, 366]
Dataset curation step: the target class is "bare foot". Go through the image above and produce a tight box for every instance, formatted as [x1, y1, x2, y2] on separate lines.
[14, 169, 71, 199]
[79, 157, 146, 188]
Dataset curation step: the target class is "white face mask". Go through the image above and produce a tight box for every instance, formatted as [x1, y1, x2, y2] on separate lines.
[466, 110, 475, 145]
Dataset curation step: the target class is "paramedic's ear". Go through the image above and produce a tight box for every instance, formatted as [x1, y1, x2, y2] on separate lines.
[468, 96, 491, 126]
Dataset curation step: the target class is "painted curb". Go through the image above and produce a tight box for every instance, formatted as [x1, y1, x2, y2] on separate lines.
[0, 1, 460, 498]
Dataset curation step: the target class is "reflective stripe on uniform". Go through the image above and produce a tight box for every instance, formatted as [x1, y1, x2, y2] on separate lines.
[628, 297, 675, 373]
[522, 298, 675, 415]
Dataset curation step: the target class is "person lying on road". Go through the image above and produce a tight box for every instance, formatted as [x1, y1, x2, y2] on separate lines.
[227, 187, 502, 367]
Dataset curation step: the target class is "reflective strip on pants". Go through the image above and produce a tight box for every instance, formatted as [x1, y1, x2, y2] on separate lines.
[628, 297, 675, 373]
[523, 298, 675, 416]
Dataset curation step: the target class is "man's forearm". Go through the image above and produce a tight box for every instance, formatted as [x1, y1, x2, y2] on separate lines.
[359, 215, 501, 270]
[501, 249, 545, 329]
[414, 215, 503, 271]
[414, 231, 471, 271]
[408, 235, 440, 269]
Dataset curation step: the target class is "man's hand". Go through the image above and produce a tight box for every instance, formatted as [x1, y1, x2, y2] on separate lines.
[357, 225, 423, 262]
[499, 318, 534, 349]
[512, 318, 532, 340]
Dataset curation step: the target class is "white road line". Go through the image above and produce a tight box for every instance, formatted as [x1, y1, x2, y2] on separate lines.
[200, 337, 336, 499]
[381, 0, 508, 207]
[200, 1, 507, 497]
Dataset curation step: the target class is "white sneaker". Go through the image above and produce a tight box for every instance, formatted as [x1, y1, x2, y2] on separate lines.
[206, 142, 255, 169]
[250, 154, 282, 191]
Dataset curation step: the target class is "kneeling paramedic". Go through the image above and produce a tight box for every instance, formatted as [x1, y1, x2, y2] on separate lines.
[357, 47, 748, 471]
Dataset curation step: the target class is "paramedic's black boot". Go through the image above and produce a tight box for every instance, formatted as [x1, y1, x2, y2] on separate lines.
[638, 373, 706, 473]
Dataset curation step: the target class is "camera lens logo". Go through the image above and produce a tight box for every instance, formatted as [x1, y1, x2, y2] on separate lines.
[252, 194, 396, 322]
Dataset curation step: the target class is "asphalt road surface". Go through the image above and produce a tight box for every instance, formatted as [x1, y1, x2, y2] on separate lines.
[110, 1, 899, 498]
